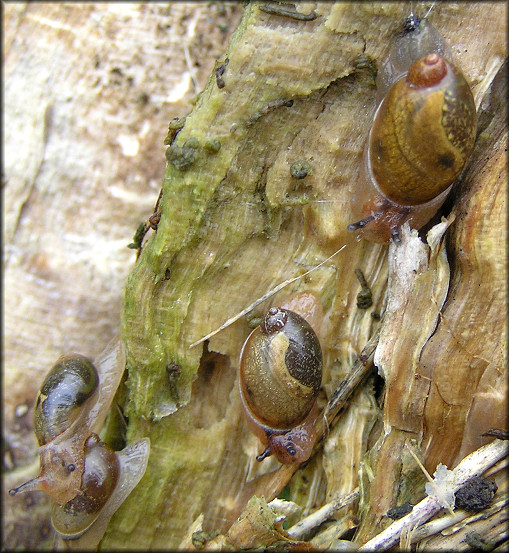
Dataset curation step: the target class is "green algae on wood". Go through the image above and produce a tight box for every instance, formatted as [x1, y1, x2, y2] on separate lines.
[111, 2, 507, 550]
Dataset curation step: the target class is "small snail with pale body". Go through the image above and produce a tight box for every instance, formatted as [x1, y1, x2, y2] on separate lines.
[348, 17, 477, 243]
[9, 339, 150, 544]
[239, 306, 322, 464]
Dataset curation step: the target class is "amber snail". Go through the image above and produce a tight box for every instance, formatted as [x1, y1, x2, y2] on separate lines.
[9, 339, 150, 543]
[239, 307, 322, 464]
[347, 17, 477, 243]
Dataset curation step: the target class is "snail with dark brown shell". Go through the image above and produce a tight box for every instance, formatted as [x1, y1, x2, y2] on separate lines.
[348, 18, 477, 243]
[9, 339, 150, 543]
[33, 354, 99, 447]
[239, 307, 322, 464]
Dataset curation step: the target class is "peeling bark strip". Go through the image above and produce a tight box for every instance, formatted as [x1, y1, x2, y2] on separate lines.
[259, 3, 317, 21]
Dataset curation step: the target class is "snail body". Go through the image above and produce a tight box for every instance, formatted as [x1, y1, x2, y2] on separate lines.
[51, 434, 150, 542]
[239, 307, 322, 464]
[9, 339, 150, 543]
[348, 19, 477, 243]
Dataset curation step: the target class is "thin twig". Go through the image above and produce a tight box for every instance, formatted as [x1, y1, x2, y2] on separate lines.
[323, 331, 379, 429]
[188, 245, 347, 348]
[286, 489, 360, 540]
[410, 494, 508, 543]
[358, 439, 509, 551]
[485, 456, 509, 477]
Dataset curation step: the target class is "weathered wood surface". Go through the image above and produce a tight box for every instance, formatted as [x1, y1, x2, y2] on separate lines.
[3, 2, 506, 550]
[3, 3, 241, 549]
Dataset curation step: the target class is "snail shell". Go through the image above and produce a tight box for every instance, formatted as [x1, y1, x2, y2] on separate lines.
[12, 353, 104, 505]
[9, 338, 150, 543]
[50, 434, 119, 538]
[34, 354, 99, 446]
[239, 307, 322, 463]
[348, 20, 477, 243]
[51, 434, 150, 542]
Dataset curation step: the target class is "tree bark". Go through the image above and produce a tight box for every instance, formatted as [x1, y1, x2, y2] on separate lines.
[2, 2, 241, 549]
[3, 2, 506, 550]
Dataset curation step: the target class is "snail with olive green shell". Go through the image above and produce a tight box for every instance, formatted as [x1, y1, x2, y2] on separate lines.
[9, 339, 150, 543]
[239, 307, 322, 464]
[347, 17, 477, 243]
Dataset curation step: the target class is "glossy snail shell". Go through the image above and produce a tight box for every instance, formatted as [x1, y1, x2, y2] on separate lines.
[50, 434, 119, 538]
[51, 435, 150, 543]
[348, 21, 477, 243]
[370, 54, 476, 205]
[239, 307, 322, 463]
[21, 354, 103, 506]
[34, 354, 99, 446]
